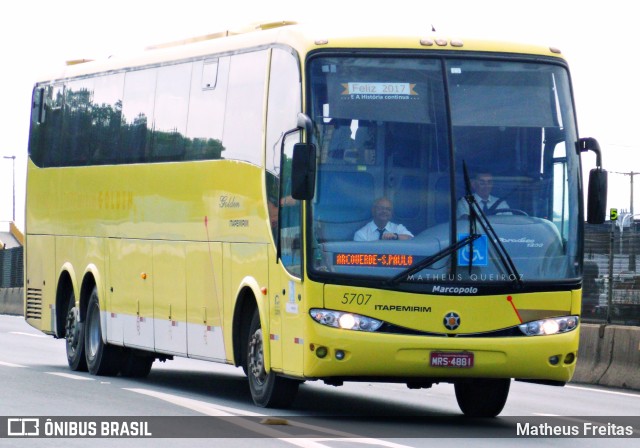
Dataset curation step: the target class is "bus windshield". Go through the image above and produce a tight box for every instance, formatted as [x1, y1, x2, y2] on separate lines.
[307, 55, 580, 288]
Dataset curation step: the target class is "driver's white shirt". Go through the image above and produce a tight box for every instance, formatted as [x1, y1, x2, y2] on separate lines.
[354, 221, 413, 241]
[456, 193, 510, 218]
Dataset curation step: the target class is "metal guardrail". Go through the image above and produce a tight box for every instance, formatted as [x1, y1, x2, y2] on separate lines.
[0, 246, 23, 289]
[583, 223, 640, 325]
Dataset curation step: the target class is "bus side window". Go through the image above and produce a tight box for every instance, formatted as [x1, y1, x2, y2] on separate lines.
[266, 48, 301, 249]
[122, 69, 157, 163]
[152, 63, 192, 162]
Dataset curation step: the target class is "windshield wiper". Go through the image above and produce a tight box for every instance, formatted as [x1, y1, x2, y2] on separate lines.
[385, 234, 481, 285]
[461, 162, 523, 287]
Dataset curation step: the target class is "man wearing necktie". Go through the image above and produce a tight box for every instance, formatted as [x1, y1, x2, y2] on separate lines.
[354, 197, 414, 241]
[456, 172, 510, 218]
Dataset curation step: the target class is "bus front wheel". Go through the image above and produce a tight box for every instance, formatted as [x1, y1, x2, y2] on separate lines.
[247, 309, 299, 408]
[84, 288, 122, 376]
[454, 378, 511, 417]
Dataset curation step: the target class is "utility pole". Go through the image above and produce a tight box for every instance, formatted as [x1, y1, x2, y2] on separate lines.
[629, 172, 636, 271]
[613, 171, 637, 272]
[608, 215, 615, 324]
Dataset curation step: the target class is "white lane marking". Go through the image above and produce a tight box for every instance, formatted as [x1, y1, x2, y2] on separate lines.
[283, 438, 412, 448]
[566, 385, 640, 399]
[124, 388, 262, 416]
[0, 360, 27, 368]
[45, 372, 95, 381]
[124, 388, 412, 448]
[10, 331, 48, 338]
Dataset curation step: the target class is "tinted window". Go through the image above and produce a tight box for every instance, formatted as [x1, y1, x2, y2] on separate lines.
[223, 50, 269, 166]
[152, 63, 192, 162]
[185, 57, 230, 160]
[63, 78, 95, 166]
[29, 84, 64, 167]
[91, 73, 124, 164]
[122, 68, 157, 163]
[265, 48, 301, 242]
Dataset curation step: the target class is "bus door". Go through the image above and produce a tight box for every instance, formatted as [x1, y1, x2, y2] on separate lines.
[272, 131, 304, 376]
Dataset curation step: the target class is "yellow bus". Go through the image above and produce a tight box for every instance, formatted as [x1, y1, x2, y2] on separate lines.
[25, 21, 607, 417]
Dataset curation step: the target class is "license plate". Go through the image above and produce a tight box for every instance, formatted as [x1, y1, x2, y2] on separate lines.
[430, 352, 474, 368]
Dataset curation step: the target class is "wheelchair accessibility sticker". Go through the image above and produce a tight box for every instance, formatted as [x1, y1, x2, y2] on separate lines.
[457, 233, 488, 266]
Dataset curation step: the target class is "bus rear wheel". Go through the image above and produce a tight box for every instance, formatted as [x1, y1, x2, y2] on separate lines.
[120, 349, 154, 378]
[84, 287, 122, 376]
[454, 378, 511, 417]
[65, 291, 87, 372]
[247, 309, 299, 408]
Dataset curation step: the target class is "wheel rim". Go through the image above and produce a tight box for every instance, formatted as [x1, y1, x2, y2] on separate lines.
[65, 306, 80, 355]
[248, 328, 266, 385]
[87, 303, 101, 358]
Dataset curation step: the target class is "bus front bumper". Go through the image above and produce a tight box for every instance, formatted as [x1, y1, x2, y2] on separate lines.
[302, 323, 579, 383]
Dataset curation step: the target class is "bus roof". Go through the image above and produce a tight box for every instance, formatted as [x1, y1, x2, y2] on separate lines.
[36, 21, 565, 83]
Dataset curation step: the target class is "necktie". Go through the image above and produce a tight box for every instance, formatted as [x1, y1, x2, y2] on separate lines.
[482, 200, 489, 213]
[377, 228, 385, 239]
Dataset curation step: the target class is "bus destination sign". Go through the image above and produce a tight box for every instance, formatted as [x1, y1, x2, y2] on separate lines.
[334, 253, 416, 267]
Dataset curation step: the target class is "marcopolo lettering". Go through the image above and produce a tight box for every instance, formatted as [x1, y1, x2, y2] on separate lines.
[432, 285, 478, 295]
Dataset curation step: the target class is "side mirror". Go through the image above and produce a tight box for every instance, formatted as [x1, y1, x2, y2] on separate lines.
[578, 137, 607, 224]
[587, 168, 607, 224]
[291, 142, 317, 200]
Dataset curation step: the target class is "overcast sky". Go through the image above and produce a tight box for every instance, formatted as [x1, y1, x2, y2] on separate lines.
[1, 0, 637, 230]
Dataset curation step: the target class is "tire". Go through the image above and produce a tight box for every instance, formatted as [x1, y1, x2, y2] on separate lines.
[454, 378, 511, 418]
[84, 287, 122, 376]
[65, 291, 87, 372]
[247, 309, 299, 408]
[120, 349, 154, 378]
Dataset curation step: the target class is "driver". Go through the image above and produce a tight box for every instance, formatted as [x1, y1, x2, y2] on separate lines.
[456, 172, 510, 218]
[354, 197, 414, 241]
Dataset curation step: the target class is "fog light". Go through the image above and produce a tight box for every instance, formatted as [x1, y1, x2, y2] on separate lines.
[316, 346, 328, 358]
[564, 353, 575, 364]
[335, 350, 345, 360]
[549, 355, 560, 365]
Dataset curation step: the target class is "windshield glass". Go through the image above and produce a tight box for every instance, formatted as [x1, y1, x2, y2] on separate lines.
[307, 55, 580, 288]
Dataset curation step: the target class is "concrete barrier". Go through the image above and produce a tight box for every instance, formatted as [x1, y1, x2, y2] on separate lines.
[573, 324, 614, 384]
[598, 325, 640, 390]
[572, 323, 640, 391]
[0, 287, 23, 316]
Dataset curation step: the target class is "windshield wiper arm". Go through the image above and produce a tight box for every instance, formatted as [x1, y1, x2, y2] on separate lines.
[386, 234, 481, 285]
[461, 162, 523, 287]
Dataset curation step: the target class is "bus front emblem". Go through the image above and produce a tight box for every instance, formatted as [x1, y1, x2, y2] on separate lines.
[443, 312, 461, 330]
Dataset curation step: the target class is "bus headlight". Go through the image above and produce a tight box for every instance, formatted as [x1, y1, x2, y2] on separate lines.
[310, 309, 383, 332]
[518, 315, 579, 336]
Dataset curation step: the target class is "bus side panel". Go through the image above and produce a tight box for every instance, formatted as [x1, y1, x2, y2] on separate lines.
[281, 275, 304, 377]
[153, 241, 187, 355]
[224, 243, 269, 365]
[25, 235, 56, 334]
[186, 241, 226, 361]
[56, 235, 107, 324]
[267, 249, 283, 370]
[108, 239, 154, 350]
